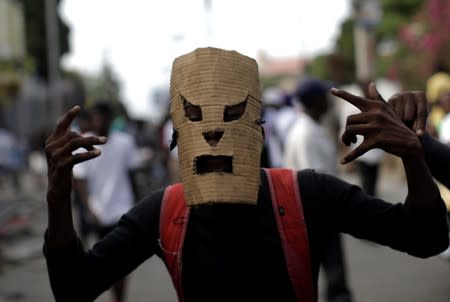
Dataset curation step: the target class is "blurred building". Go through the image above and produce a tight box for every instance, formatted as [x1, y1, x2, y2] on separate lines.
[0, 0, 26, 60]
[258, 52, 310, 91]
[0, 0, 25, 102]
[259, 57, 308, 78]
[0, 0, 27, 136]
[0, 0, 82, 146]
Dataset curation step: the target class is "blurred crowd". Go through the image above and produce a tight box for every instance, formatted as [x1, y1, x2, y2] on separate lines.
[1, 65, 450, 212]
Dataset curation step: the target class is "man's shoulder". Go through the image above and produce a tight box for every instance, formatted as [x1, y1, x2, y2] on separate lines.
[127, 187, 167, 222]
[260, 168, 318, 187]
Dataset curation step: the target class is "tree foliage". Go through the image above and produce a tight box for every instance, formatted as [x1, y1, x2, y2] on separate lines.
[307, 0, 428, 85]
[18, 0, 70, 80]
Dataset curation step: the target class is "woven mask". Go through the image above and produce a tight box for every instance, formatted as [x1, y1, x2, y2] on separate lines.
[170, 47, 263, 206]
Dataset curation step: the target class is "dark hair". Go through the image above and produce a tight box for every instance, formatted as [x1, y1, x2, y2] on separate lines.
[169, 129, 178, 151]
[294, 78, 331, 108]
[91, 101, 114, 117]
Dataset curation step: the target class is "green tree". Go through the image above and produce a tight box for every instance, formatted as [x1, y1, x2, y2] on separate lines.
[377, 0, 425, 38]
[308, 0, 426, 85]
[307, 19, 355, 84]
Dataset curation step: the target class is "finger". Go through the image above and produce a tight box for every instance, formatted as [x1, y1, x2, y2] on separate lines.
[55, 136, 107, 157]
[46, 131, 79, 148]
[344, 114, 370, 145]
[346, 113, 370, 125]
[415, 92, 428, 136]
[368, 82, 385, 102]
[45, 132, 80, 157]
[331, 88, 367, 111]
[396, 100, 405, 122]
[403, 94, 417, 124]
[342, 127, 356, 146]
[60, 150, 102, 169]
[342, 133, 358, 146]
[388, 97, 402, 118]
[341, 124, 371, 146]
[54, 106, 80, 137]
[341, 141, 372, 164]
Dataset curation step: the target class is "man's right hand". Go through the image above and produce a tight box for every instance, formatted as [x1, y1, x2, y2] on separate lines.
[331, 84, 424, 164]
[45, 106, 107, 204]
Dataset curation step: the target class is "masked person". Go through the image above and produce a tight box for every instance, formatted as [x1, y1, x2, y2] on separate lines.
[44, 48, 449, 302]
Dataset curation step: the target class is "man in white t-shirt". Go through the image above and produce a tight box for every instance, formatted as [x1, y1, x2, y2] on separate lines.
[73, 102, 139, 302]
[285, 80, 337, 174]
[284, 79, 353, 302]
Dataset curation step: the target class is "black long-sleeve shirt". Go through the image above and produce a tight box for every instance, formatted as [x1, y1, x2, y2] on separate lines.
[421, 133, 450, 188]
[44, 170, 449, 302]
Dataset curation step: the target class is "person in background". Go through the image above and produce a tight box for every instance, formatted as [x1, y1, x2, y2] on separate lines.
[72, 109, 93, 243]
[72, 102, 140, 302]
[273, 93, 298, 151]
[437, 88, 450, 145]
[284, 78, 353, 302]
[261, 87, 286, 167]
[425, 71, 450, 137]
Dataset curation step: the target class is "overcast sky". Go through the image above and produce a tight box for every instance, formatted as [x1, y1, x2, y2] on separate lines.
[60, 0, 351, 120]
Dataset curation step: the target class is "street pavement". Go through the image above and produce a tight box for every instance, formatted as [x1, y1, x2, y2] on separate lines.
[0, 170, 449, 302]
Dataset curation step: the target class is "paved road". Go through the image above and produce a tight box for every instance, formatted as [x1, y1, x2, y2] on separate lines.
[0, 171, 449, 302]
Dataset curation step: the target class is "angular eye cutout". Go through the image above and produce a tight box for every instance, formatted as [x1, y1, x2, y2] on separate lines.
[183, 97, 202, 122]
[224, 99, 247, 122]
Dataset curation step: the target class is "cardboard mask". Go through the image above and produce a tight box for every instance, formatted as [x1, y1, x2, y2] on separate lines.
[170, 47, 263, 206]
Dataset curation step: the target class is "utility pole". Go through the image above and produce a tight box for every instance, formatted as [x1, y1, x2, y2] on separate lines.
[204, 0, 212, 45]
[45, 0, 60, 125]
[353, 0, 381, 82]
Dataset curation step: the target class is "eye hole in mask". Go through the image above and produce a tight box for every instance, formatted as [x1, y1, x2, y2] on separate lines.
[183, 97, 202, 122]
[224, 99, 247, 122]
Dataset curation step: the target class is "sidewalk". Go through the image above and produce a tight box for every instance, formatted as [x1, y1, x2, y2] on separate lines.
[0, 172, 47, 266]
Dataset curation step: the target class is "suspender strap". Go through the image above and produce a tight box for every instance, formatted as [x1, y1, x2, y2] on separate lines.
[161, 169, 314, 302]
[264, 168, 315, 302]
[159, 183, 190, 302]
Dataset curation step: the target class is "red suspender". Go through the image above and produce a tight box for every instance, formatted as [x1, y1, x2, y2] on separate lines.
[264, 168, 316, 302]
[159, 183, 189, 302]
[160, 169, 314, 302]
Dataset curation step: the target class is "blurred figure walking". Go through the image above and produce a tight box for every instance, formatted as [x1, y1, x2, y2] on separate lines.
[72, 109, 93, 243]
[285, 78, 353, 302]
[73, 102, 140, 302]
[261, 87, 287, 167]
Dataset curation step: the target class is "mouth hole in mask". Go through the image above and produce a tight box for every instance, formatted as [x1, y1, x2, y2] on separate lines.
[194, 155, 233, 174]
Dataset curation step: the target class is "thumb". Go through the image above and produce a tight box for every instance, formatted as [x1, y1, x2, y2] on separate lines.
[368, 82, 385, 102]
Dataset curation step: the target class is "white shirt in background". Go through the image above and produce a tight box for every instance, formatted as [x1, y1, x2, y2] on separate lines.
[439, 113, 450, 144]
[274, 106, 298, 147]
[284, 113, 337, 175]
[73, 131, 139, 226]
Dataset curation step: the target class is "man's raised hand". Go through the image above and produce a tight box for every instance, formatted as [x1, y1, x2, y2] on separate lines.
[331, 83, 423, 164]
[45, 106, 107, 203]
